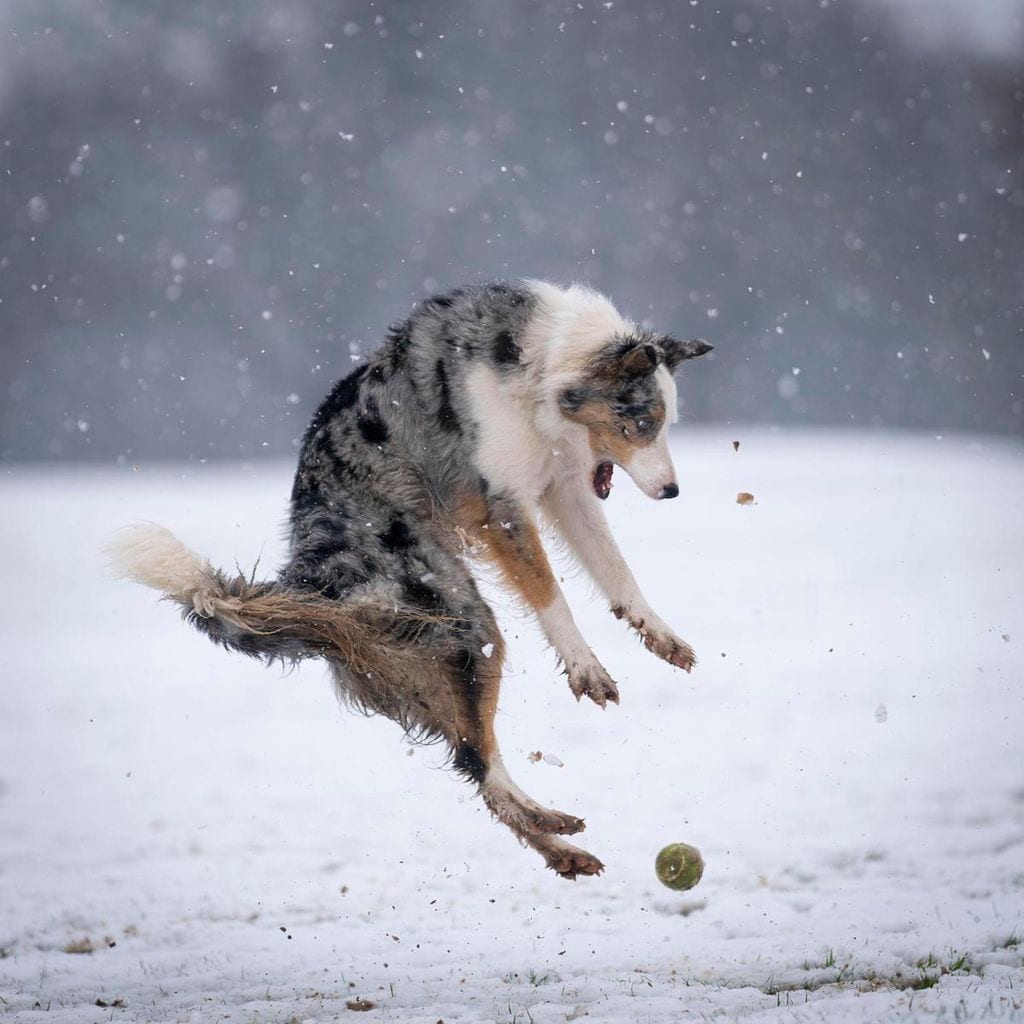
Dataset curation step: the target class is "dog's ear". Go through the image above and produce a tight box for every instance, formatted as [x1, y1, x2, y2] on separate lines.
[660, 336, 713, 371]
[621, 342, 659, 379]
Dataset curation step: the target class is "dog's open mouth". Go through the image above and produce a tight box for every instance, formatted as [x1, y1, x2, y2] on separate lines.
[593, 461, 614, 500]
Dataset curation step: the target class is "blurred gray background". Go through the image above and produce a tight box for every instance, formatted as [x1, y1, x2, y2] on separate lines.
[2, 0, 1022, 462]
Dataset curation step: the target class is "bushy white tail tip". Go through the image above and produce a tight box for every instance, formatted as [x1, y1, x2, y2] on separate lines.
[105, 523, 213, 602]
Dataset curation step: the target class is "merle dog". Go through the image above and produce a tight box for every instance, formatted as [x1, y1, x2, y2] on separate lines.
[110, 280, 712, 878]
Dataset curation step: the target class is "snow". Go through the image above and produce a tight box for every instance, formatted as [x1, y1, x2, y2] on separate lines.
[1, 429, 1022, 1022]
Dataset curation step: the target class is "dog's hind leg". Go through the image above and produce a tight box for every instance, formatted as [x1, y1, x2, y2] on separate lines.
[465, 646, 604, 877]
[479, 751, 585, 839]
[401, 599, 604, 878]
[473, 697, 605, 879]
[297, 526, 604, 878]
[479, 750, 605, 877]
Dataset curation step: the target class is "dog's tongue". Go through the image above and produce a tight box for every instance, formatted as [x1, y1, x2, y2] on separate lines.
[593, 461, 614, 500]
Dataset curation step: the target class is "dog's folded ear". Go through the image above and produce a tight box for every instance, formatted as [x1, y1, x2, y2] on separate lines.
[659, 336, 714, 370]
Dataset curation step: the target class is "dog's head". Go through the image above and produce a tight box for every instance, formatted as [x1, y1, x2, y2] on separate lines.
[558, 334, 712, 501]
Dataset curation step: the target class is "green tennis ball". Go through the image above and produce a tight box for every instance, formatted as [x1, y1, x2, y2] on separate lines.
[655, 843, 704, 891]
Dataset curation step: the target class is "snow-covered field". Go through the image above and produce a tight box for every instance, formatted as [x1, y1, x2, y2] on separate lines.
[1, 429, 1022, 1023]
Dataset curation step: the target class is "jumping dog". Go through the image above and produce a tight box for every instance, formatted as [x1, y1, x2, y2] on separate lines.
[110, 280, 712, 878]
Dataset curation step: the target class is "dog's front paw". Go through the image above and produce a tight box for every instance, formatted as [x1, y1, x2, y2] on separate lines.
[565, 660, 620, 708]
[614, 606, 697, 673]
[641, 628, 697, 672]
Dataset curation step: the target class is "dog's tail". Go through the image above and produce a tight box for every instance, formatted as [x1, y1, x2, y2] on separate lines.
[106, 523, 434, 670]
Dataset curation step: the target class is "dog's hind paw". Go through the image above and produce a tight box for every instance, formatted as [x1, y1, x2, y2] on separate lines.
[530, 835, 605, 879]
[566, 662, 620, 707]
[547, 847, 605, 880]
[524, 806, 586, 836]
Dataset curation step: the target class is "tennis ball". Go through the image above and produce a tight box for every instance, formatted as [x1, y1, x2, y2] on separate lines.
[655, 842, 704, 891]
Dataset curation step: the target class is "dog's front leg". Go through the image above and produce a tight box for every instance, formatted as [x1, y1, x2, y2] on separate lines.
[541, 479, 696, 673]
[478, 495, 620, 707]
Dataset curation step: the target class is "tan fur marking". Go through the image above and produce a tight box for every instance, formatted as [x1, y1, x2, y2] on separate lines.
[451, 491, 490, 538]
[484, 518, 557, 611]
[567, 398, 664, 467]
[451, 491, 557, 611]
[473, 638, 505, 762]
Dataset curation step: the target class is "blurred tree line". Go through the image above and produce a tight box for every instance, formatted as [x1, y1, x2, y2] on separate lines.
[1, 0, 1021, 461]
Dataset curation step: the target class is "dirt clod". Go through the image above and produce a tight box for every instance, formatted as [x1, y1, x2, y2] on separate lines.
[63, 938, 95, 955]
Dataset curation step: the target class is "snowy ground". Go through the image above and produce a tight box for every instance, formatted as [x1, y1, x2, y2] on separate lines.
[1, 429, 1022, 1023]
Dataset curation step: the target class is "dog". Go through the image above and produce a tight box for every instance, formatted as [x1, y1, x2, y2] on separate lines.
[109, 280, 712, 879]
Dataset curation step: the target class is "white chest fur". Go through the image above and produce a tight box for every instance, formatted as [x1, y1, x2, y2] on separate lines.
[464, 362, 586, 502]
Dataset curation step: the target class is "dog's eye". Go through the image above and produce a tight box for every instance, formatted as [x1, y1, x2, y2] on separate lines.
[620, 424, 631, 438]
[637, 418, 650, 433]
[559, 388, 587, 413]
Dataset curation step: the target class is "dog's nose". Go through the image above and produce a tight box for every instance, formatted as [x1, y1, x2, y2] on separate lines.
[659, 483, 679, 500]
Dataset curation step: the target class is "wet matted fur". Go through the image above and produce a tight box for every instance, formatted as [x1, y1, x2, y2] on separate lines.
[109, 280, 712, 879]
